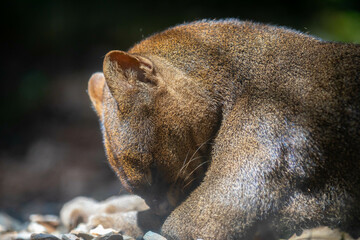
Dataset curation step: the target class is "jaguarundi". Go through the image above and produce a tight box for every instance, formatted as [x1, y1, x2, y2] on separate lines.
[88, 19, 360, 239]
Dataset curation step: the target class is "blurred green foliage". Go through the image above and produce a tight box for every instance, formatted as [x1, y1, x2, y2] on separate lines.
[315, 9, 360, 42]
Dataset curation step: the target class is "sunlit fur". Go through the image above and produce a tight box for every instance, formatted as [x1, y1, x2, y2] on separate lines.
[88, 19, 360, 239]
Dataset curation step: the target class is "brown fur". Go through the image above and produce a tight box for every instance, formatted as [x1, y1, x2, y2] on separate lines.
[88, 19, 360, 239]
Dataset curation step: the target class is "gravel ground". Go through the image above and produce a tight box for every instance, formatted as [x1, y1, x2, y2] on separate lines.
[0, 211, 165, 240]
[0, 195, 358, 240]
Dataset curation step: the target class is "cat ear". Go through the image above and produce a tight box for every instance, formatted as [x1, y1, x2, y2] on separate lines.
[103, 50, 155, 97]
[88, 72, 105, 118]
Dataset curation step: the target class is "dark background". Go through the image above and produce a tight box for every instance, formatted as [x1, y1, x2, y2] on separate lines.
[0, 0, 359, 221]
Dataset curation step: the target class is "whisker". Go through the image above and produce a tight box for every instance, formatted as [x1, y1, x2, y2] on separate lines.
[180, 155, 205, 174]
[184, 160, 210, 182]
[145, 171, 151, 186]
[175, 137, 212, 185]
[175, 149, 191, 182]
[182, 177, 197, 191]
[182, 138, 212, 173]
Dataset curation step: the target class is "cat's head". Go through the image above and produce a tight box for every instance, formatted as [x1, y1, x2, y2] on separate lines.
[88, 50, 217, 216]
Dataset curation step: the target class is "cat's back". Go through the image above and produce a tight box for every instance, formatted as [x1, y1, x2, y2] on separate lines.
[129, 19, 360, 108]
[129, 19, 320, 68]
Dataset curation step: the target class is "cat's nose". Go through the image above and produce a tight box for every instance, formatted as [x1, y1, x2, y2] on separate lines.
[149, 198, 171, 216]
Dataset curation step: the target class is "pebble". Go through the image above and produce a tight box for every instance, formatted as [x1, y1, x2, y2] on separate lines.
[122, 235, 135, 240]
[16, 231, 33, 239]
[28, 222, 48, 233]
[0, 224, 5, 233]
[94, 232, 123, 240]
[142, 231, 167, 240]
[30, 215, 60, 226]
[0, 212, 22, 231]
[70, 223, 88, 233]
[73, 232, 94, 240]
[288, 227, 354, 240]
[30, 214, 60, 233]
[0, 231, 18, 240]
[31, 233, 60, 240]
[90, 225, 116, 236]
[61, 233, 80, 240]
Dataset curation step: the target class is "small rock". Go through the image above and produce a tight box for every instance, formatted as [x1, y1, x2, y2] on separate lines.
[142, 231, 167, 240]
[61, 233, 80, 240]
[31, 233, 60, 240]
[90, 225, 116, 236]
[94, 232, 123, 240]
[0, 212, 22, 231]
[0, 223, 6, 233]
[60, 197, 99, 230]
[73, 232, 94, 240]
[70, 223, 89, 234]
[0, 231, 18, 240]
[122, 235, 135, 240]
[288, 227, 354, 240]
[16, 231, 33, 240]
[30, 214, 60, 233]
[30, 215, 60, 226]
[28, 222, 48, 233]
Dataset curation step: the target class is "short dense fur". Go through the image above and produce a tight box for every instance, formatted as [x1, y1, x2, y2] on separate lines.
[88, 19, 360, 239]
